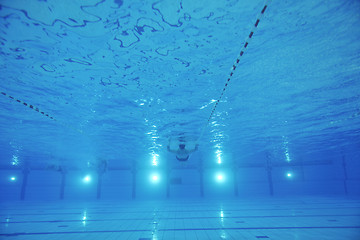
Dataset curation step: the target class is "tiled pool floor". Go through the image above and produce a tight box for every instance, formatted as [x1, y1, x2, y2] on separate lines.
[1, 197, 359, 239]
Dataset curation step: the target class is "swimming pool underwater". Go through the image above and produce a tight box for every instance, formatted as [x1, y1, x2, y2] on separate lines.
[1, 0, 360, 239]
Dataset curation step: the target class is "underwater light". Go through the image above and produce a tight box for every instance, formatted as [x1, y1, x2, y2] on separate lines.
[83, 175, 91, 183]
[216, 174, 224, 182]
[151, 174, 159, 183]
[286, 172, 292, 178]
[10, 176, 16, 181]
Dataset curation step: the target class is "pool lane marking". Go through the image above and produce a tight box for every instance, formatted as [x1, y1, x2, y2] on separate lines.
[1, 226, 359, 236]
[2, 214, 359, 224]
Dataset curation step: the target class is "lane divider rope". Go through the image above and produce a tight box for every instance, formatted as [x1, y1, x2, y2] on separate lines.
[197, 0, 272, 142]
[1, 91, 83, 133]
[1, 91, 56, 121]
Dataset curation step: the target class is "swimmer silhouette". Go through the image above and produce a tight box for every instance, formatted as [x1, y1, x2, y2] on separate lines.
[167, 140, 198, 161]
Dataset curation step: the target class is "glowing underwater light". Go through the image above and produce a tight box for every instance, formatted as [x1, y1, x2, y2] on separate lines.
[216, 174, 224, 182]
[151, 174, 159, 182]
[83, 175, 91, 183]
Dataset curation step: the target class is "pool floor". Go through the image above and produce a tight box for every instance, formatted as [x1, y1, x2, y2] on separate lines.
[1, 197, 359, 239]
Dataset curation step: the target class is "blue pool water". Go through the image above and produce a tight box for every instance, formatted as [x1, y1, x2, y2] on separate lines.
[0, 0, 359, 239]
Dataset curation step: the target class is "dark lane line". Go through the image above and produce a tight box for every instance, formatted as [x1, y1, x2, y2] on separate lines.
[1, 214, 359, 224]
[1, 226, 360, 237]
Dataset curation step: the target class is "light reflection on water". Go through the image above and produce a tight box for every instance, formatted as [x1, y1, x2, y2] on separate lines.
[82, 210, 87, 227]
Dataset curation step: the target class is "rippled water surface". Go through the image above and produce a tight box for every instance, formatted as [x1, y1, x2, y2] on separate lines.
[0, 0, 359, 169]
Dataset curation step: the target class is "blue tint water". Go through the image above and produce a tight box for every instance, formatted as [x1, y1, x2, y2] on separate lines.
[1, 1, 360, 239]
[0, 0, 359, 203]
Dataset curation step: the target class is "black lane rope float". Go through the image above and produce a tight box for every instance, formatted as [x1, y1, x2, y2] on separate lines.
[197, 0, 272, 142]
[1, 91, 56, 120]
[1, 91, 83, 133]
